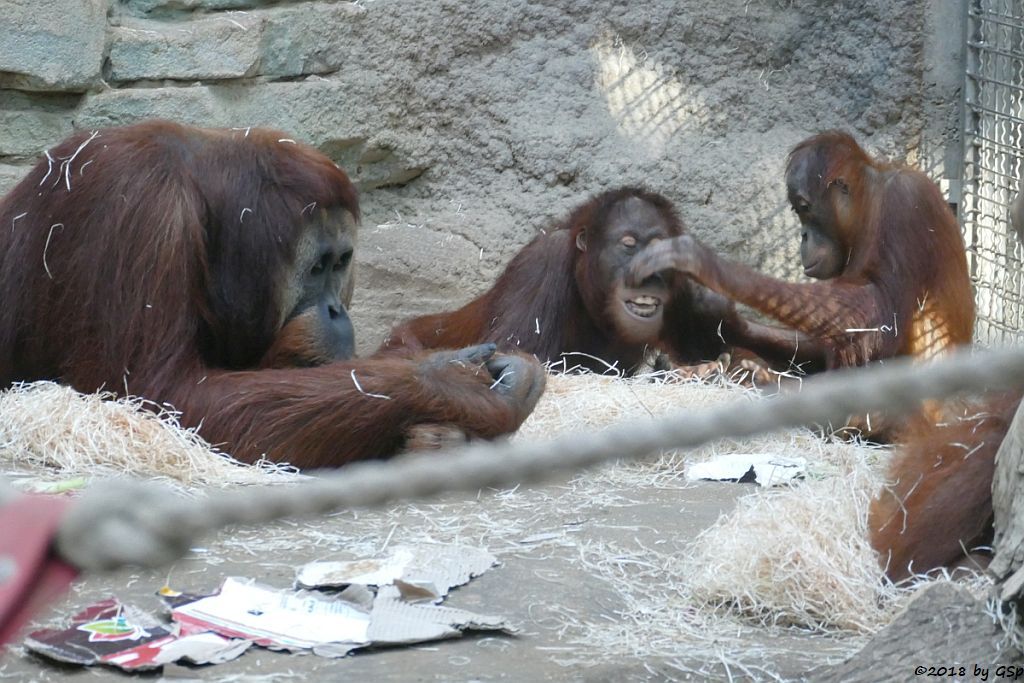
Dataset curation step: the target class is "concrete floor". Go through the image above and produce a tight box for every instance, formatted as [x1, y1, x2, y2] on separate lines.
[0, 478, 859, 682]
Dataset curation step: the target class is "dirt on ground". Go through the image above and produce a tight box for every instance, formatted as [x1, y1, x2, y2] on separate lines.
[0, 478, 860, 682]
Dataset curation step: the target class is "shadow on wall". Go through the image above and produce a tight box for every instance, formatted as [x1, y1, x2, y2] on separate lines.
[592, 33, 804, 282]
[592, 34, 712, 160]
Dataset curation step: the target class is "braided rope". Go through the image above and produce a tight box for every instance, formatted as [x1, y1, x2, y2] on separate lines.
[55, 347, 1024, 572]
[0, 479, 18, 507]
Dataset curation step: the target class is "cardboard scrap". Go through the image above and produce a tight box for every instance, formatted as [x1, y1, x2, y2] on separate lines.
[295, 544, 497, 602]
[686, 453, 806, 487]
[27, 544, 510, 671]
[23, 598, 250, 671]
[367, 584, 512, 645]
[171, 577, 371, 652]
[172, 545, 510, 658]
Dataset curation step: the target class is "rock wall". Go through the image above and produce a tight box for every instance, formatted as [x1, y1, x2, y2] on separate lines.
[0, 0, 963, 352]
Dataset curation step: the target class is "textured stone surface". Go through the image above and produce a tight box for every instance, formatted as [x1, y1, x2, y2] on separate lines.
[0, 0, 107, 91]
[259, 3, 365, 78]
[77, 87, 223, 129]
[991, 397, 1024, 590]
[811, 583, 1023, 682]
[109, 14, 265, 82]
[353, 219, 489, 350]
[0, 164, 29, 197]
[0, 0, 962, 352]
[79, 80, 428, 189]
[125, 0, 269, 13]
[0, 91, 79, 158]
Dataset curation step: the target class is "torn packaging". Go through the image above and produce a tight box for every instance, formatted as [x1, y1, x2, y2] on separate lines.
[170, 578, 372, 652]
[685, 453, 806, 487]
[295, 544, 498, 600]
[170, 575, 513, 656]
[26, 544, 511, 669]
[23, 598, 250, 670]
[368, 584, 511, 644]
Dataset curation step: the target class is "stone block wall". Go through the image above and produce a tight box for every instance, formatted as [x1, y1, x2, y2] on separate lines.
[0, 0, 963, 352]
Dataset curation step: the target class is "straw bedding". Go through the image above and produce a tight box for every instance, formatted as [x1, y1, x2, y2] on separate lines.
[0, 372, 988, 669]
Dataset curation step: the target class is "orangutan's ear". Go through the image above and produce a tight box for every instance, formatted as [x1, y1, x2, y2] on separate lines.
[575, 231, 587, 252]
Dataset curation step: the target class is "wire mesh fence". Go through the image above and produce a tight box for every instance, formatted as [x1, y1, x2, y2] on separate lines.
[961, 0, 1024, 344]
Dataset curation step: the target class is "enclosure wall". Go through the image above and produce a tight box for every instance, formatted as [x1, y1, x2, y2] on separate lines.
[0, 0, 963, 350]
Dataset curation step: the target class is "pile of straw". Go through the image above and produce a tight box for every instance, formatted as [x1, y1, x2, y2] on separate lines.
[0, 381, 299, 491]
[0, 372, 980, 652]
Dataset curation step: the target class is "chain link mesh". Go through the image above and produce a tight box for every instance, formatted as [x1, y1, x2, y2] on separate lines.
[962, 0, 1024, 343]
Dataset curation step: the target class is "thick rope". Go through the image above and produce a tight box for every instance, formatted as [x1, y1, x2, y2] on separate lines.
[0, 479, 18, 507]
[55, 347, 1024, 572]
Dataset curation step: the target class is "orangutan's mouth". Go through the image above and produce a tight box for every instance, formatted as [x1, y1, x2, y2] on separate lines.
[624, 295, 662, 319]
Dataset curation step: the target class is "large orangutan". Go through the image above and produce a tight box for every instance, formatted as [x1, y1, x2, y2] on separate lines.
[0, 121, 545, 468]
[627, 131, 974, 370]
[381, 187, 808, 375]
[869, 185, 1024, 581]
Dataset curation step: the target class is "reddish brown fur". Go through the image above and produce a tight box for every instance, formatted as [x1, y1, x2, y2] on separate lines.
[381, 187, 736, 374]
[621, 132, 981, 576]
[0, 121, 542, 468]
[259, 310, 338, 369]
[631, 131, 974, 370]
[869, 395, 1019, 581]
[870, 179, 1023, 580]
[794, 131, 973, 363]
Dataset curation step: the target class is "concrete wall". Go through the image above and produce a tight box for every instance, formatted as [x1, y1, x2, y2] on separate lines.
[0, 0, 964, 352]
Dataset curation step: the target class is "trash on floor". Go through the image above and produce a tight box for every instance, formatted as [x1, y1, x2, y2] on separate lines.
[295, 544, 497, 600]
[23, 598, 250, 671]
[25, 543, 510, 670]
[171, 545, 510, 657]
[685, 453, 806, 487]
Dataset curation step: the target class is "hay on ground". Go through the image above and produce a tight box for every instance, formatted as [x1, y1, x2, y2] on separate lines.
[682, 450, 895, 632]
[0, 381, 300, 490]
[0, 370, 989, 663]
